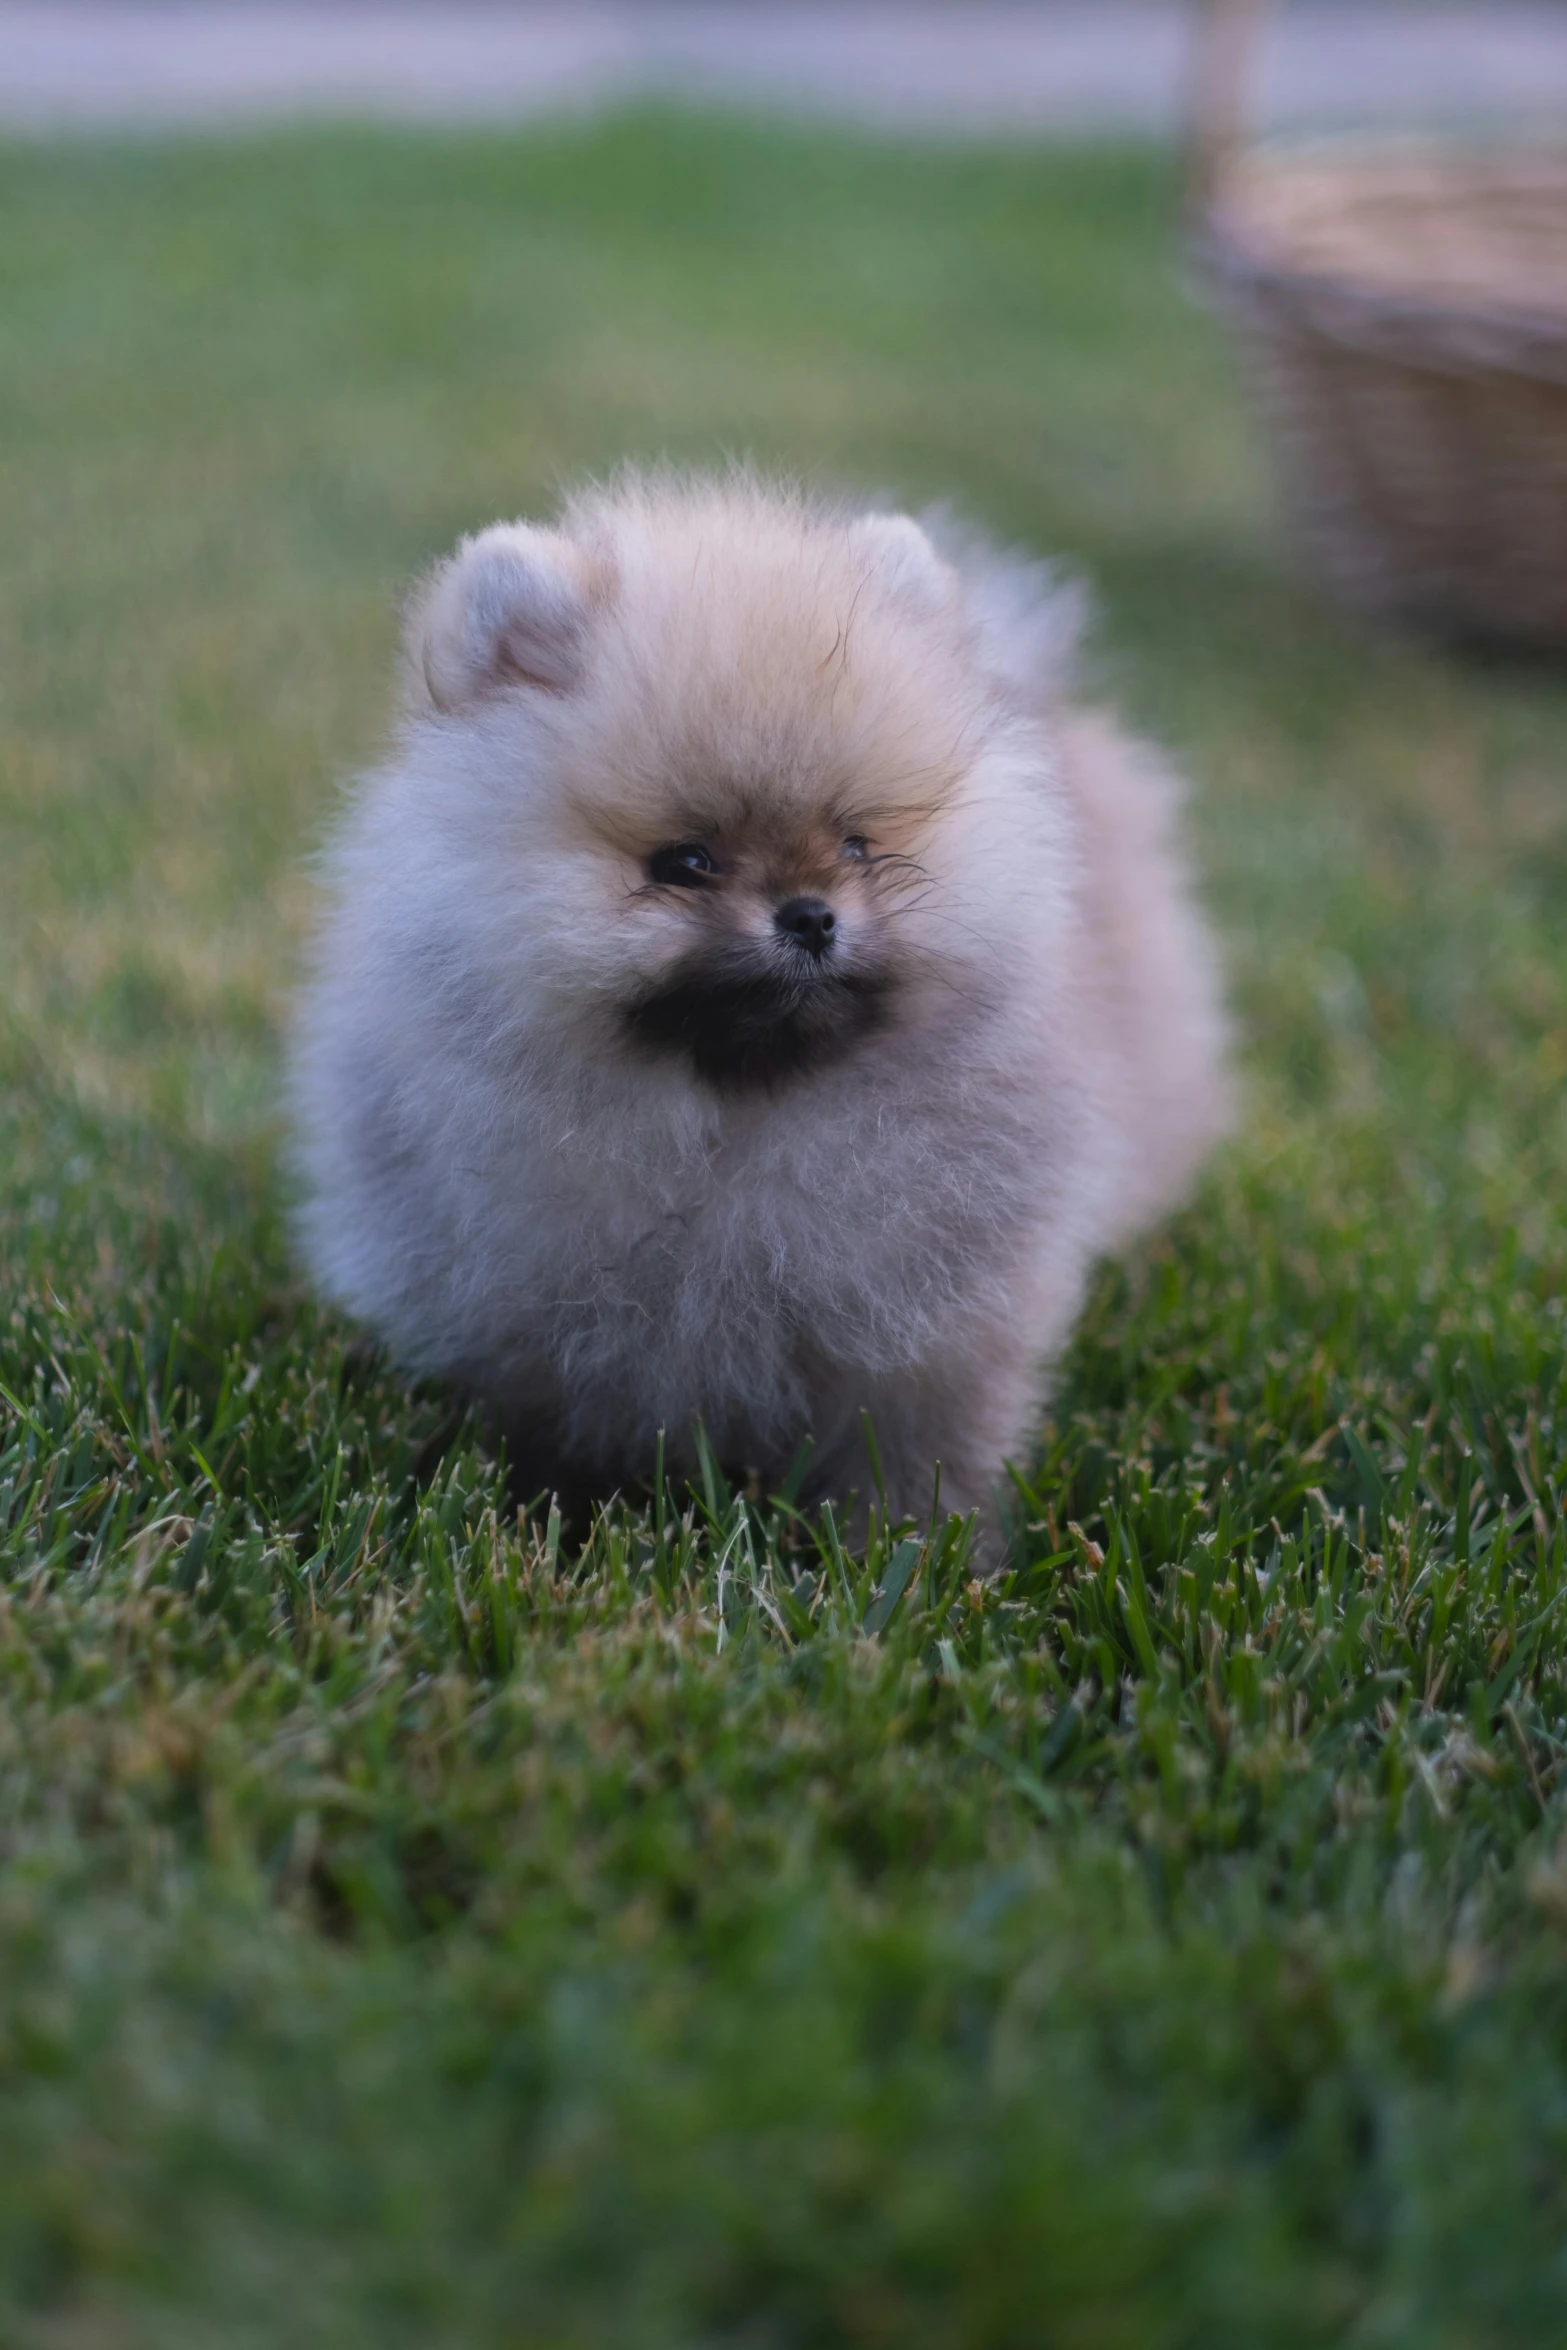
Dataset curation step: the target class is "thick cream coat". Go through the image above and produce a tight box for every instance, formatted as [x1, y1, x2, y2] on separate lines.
[289, 476, 1229, 1531]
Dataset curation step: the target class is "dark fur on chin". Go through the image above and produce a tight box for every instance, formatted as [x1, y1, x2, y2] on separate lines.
[624, 958, 892, 1090]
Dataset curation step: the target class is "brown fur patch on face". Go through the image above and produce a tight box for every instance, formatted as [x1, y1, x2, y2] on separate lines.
[650, 811, 869, 907]
[618, 806, 911, 1088]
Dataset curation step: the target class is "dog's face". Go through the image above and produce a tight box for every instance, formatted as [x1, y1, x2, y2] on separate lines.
[410, 485, 1019, 1090]
[617, 811, 899, 1090]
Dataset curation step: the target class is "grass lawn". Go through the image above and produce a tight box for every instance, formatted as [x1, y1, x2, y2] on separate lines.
[4, 115, 1567, 2347]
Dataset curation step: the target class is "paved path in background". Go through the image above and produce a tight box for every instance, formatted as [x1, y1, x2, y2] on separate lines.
[3, 4, 1566, 137]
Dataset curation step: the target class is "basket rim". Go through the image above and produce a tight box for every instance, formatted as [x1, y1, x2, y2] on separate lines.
[1198, 132, 1567, 388]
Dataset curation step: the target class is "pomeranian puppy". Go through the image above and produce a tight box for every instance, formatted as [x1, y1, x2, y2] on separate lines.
[289, 473, 1228, 1540]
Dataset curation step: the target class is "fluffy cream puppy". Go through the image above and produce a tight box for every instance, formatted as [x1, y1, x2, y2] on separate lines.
[290, 474, 1228, 1538]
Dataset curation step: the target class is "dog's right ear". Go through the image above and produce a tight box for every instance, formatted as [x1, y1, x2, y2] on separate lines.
[410, 524, 610, 713]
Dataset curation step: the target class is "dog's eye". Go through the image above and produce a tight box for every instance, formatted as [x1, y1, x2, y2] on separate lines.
[649, 842, 716, 887]
[840, 835, 870, 862]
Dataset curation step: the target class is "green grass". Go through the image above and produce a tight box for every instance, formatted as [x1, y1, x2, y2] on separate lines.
[3, 115, 1567, 2347]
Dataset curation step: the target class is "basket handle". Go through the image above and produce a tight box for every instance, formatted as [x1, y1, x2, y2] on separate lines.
[1186, 0, 1270, 221]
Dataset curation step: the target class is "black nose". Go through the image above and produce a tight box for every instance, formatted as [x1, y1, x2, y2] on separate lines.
[774, 897, 837, 959]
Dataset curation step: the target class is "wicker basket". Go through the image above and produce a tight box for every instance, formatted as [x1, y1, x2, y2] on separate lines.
[1192, 3, 1567, 652]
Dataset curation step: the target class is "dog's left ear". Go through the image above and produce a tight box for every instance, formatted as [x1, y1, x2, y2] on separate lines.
[410, 523, 611, 712]
[851, 514, 956, 616]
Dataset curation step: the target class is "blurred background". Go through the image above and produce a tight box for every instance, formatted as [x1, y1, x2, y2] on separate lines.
[6, 2, 1567, 137]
